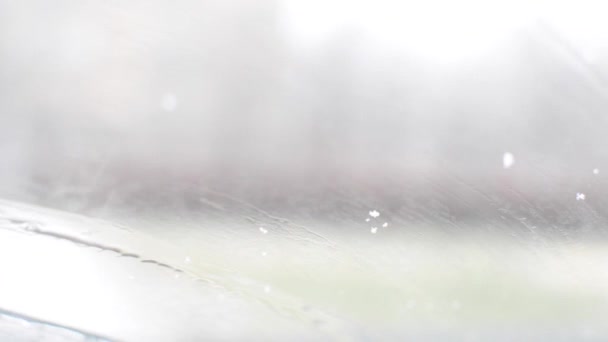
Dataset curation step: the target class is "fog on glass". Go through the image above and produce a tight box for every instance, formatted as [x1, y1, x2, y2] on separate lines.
[1, 1, 608, 341]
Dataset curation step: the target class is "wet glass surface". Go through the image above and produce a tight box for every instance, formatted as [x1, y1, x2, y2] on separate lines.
[2, 1, 608, 341]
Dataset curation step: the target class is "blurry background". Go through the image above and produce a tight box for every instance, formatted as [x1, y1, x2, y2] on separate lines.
[2, 0, 608, 229]
[2, 0, 608, 340]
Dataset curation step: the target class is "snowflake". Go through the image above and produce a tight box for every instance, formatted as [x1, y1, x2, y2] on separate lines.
[369, 210, 380, 218]
[576, 193, 586, 201]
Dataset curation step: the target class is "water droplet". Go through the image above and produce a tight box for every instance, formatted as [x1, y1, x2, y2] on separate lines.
[503, 152, 514, 169]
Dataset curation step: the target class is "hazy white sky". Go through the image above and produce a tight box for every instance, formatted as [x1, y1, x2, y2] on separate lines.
[282, 0, 608, 63]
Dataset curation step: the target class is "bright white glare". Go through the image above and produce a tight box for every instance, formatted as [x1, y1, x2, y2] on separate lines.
[503, 152, 515, 169]
[283, 0, 535, 63]
[282, 0, 608, 64]
[541, 0, 608, 62]
[0, 231, 126, 335]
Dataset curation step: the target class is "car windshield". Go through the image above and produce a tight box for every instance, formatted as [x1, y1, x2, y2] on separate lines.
[1, 1, 608, 341]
